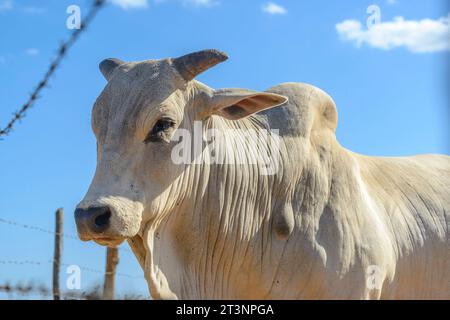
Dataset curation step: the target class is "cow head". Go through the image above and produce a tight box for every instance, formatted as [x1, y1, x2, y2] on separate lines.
[74, 49, 287, 247]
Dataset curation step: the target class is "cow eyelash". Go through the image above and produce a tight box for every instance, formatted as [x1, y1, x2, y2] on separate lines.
[144, 118, 176, 144]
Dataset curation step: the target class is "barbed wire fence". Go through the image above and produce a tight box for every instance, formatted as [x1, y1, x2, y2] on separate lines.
[0, 259, 143, 279]
[0, 216, 133, 254]
[0, 212, 149, 300]
[0, 0, 106, 138]
[0, 281, 149, 300]
[0, 0, 151, 300]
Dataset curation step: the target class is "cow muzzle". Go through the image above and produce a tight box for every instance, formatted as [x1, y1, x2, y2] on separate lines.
[75, 194, 144, 246]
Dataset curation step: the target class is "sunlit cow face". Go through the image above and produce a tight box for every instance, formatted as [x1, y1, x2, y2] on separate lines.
[74, 56, 192, 247]
[74, 50, 286, 247]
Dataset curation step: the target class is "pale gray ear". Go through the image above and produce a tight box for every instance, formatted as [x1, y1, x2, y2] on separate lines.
[99, 58, 125, 81]
[207, 88, 288, 120]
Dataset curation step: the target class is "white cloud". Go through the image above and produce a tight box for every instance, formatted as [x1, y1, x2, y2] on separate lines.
[262, 2, 287, 15]
[187, 0, 212, 6]
[0, 0, 13, 12]
[0, 1, 46, 14]
[336, 14, 450, 53]
[22, 6, 46, 14]
[154, 0, 217, 8]
[386, 0, 398, 5]
[110, 0, 148, 9]
[182, 0, 217, 7]
[25, 48, 39, 56]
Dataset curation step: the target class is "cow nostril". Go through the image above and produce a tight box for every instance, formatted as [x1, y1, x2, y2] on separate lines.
[75, 206, 112, 235]
[94, 210, 111, 228]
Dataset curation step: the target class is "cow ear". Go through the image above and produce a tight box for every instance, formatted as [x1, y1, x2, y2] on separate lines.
[208, 88, 288, 120]
[99, 58, 125, 81]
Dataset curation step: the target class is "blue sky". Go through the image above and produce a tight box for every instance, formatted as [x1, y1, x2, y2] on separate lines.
[0, 0, 449, 299]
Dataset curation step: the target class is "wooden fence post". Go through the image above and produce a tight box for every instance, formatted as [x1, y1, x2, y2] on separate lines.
[52, 208, 63, 300]
[103, 247, 119, 300]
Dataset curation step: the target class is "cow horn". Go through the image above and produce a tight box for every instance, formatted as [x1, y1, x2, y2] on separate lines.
[172, 49, 229, 82]
[99, 58, 125, 81]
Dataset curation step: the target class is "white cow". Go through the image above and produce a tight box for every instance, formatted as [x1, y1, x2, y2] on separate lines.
[75, 50, 450, 299]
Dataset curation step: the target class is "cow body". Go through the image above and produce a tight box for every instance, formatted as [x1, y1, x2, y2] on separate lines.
[75, 51, 449, 300]
[128, 82, 449, 300]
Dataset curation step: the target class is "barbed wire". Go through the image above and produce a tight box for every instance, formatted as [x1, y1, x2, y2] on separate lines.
[0, 259, 144, 280]
[0, 217, 78, 239]
[0, 216, 133, 253]
[58, 260, 144, 279]
[0, 260, 44, 266]
[0, 0, 106, 138]
[0, 282, 150, 300]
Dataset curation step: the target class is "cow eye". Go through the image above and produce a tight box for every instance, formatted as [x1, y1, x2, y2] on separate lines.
[144, 118, 175, 143]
